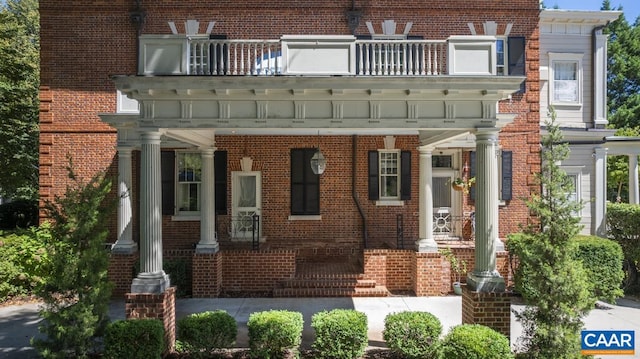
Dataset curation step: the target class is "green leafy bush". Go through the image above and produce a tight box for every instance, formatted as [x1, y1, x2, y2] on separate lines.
[574, 235, 624, 303]
[441, 324, 513, 359]
[177, 310, 237, 355]
[104, 319, 164, 359]
[248, 310, 303, 358]
[607, 202, 640, 291]
[311, 309, 368, 359]
[32, 166, 115, 358]
[0, 225, 50, 301]
[0, 199, 38, 229]
[383, 311, 442, 359]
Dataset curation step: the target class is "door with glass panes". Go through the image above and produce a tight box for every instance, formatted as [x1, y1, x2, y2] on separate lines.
[231, 171, 262, 240]
[432, 153, 462, 239]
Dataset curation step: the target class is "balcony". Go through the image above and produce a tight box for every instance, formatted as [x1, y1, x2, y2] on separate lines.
[139, 34, 500, 77]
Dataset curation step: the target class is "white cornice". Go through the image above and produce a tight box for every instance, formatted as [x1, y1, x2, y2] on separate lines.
[540, 9, 622, 25]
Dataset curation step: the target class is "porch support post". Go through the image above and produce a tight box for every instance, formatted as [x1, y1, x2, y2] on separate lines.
[629, 154, 639, 205]
[594, 147, 607, 236]
[131, 130, 170, 294]
[196, 147, 219, 253]
[113, 145, 137, 253]
[416, 145, 438, 252]
[467, 128, 505, 292]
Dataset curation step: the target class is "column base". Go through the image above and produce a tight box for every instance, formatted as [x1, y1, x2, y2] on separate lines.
[111, 242, 138, 254]
[467, 272, 505, 292]
[195, 242, 220, 254]
[131, 273, 171, 294]
[415, 238, 439, 252]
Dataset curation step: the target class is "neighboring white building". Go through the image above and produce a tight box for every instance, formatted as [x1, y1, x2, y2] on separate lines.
[540, 9, 640, 236]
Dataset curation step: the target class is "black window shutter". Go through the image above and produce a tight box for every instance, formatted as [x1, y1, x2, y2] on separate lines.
[400, 151, 411, 200]
[161, 151, 175, 215]
[469, 151, 476, 201]
[290, 149, 319, 215]
[368, 151, 379, 200]
[507, 36, 525, 76]
[214, 150, 227, 214]
[501, 151, 513, 201]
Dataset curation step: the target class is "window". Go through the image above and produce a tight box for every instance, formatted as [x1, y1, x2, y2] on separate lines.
[291, 149, 320, 215]
[549, 53, 583, 106]
[380, 151, 400, 198]
[562, 168, 583, 216]
[177, 152, 202, 214]
[160, 150, 227, 217]
[496, 37, 525, 77]
[368, 150, 411, 203]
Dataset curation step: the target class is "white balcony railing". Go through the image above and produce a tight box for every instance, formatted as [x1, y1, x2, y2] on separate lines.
[139, 35, 496, 77]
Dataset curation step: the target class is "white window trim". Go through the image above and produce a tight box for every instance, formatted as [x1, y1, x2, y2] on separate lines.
[175, 151, 202, 217]
[562, 166, 584, 217]
[548, 52, 583, 107]
[378, 149, 401, 202]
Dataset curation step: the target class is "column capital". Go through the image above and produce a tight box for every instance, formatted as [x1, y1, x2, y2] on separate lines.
[418, 145, 435, 154]
[199, 147, 217, 156]
[474, 127, 500, 141]
[139, 129, 163, 143]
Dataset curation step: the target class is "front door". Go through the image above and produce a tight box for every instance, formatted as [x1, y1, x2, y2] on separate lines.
[231, 171, 262, 240]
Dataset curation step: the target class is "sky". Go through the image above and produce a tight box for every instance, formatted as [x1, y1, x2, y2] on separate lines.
[548, 0, 640, 23]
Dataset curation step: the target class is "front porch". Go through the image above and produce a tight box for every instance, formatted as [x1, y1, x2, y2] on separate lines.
[108, 245, 511, 299]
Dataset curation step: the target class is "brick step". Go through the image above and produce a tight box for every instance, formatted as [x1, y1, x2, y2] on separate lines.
[279, 278, 377, 289]
[273, 285, 389, 298]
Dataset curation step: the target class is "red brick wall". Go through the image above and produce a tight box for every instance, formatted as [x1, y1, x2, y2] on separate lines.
[125, 286, 177, 353]
[39, 1, 539, 256]
[221, 250, 296, 293]
[108, 253, 138, 298]
[413, 252, 447, 296]
[461, 288, 512, 338]
[363, 249, 413, 292]
[192, 252, 222, 297]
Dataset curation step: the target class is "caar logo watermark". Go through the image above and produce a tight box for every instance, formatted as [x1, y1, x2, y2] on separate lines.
[581, 330, 635, 355]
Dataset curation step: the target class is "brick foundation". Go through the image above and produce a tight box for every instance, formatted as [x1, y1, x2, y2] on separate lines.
[461, 287, 512, 339]
[108, 252, 138, 298]
[192, 252, 222, 297]
[125, 286, 176, 353]
[414, 252, 448, 296]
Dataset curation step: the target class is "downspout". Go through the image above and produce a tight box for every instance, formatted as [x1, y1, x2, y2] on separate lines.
[592, 24, 606, 129]
[130, 0, 146, 73]
[352, 135, 368, 248]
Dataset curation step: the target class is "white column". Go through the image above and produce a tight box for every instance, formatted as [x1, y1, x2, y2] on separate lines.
[131, 130, 170, 294]
[196, 147, 219, 253]
[113, 146, 137, 253]
[594, 148, 607, 236]
[593, 29, 609, 128]
[467, 128, 505, 292]
[416, 146, 438, 252]
[629, 155, 639, 205]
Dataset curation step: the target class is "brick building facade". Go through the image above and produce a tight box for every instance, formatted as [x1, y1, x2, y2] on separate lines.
[39, 0, 540, 298]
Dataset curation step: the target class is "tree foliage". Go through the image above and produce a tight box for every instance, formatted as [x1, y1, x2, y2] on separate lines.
[0, 0, 39, 199]
[603, 0, 640, 129]
[509, 111, 596, 358]
[32, 162, 114, 358]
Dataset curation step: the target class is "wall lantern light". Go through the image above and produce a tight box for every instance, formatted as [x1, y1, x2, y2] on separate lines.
[310, 132, 327, 175]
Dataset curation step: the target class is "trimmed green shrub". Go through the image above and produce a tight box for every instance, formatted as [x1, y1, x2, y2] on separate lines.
[607, 202, 640, 291]
[104, 319, 164, 359]
[248, 310, 303, 358]
[441, 324, 513, 359]
[177, 310, 237, 355]
[574, 235, 624, 303]
[311, 309, 368, 359]
[383, 311, 442, 359]
[0, 199, 38, 229]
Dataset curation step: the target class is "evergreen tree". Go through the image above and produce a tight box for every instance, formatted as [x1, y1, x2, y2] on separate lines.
[511, 111, 596, 358]
[32, 163, 114, 358]
[0, 0, 39, 199]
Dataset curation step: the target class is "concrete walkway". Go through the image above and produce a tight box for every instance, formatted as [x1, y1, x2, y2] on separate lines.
[1, 296, 639, 358]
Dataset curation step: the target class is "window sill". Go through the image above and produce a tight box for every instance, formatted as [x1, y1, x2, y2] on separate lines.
[288, 215, 322, 221]
[171, 215, 200, 221]
[375, 200, 405, 206]
[550, 102, 582, 109]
